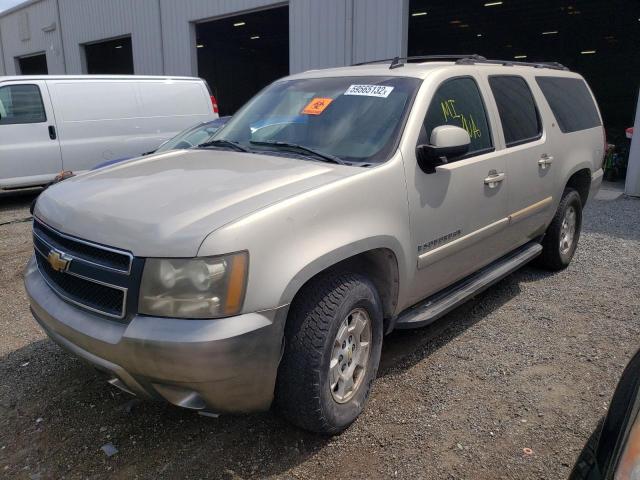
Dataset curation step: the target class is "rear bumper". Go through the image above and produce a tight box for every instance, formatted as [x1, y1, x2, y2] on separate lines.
[589, 168, 604, 202]
[24, 255, 288, 413]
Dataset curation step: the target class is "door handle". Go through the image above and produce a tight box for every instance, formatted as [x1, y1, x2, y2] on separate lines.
[538, 154, 553, 169]
[48, 125, 57, 140]
[484, 171, 505, 188]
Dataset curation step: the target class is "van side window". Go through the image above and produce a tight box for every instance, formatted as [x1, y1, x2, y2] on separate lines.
[422, 77, 493, 157]
[489, 75, 542, 147]
[0, 84, 47, 125]
[535, 77, 601, 133]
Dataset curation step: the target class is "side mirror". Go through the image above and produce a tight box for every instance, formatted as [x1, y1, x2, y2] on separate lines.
[416, 125, 471, 174]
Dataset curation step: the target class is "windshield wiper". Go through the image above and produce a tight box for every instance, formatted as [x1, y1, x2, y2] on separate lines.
[249, 140, 347, 165]
[198, 139, 250, 153]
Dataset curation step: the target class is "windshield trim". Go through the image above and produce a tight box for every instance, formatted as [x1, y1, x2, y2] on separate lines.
[211, 75, 423, 166]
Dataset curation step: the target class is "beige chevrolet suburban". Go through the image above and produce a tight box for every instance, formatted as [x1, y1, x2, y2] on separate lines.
[25, 55, 604, 434]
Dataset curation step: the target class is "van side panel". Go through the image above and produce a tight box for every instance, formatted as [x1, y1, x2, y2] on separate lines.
[46, 79, 215, 172]
[0, 80, 62, 188]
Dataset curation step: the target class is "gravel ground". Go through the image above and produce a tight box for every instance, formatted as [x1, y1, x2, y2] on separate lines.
[0, 186, 639, 479]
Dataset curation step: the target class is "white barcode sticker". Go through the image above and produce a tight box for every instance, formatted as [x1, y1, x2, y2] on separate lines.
[344, 84, 394, 98]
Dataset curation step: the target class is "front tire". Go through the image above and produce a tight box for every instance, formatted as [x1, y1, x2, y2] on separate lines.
[536, 188, 583, 271]
[275, 272, 383, 434]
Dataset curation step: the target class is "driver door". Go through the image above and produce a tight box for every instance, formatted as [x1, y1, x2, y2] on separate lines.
[405, 74, 511, 304]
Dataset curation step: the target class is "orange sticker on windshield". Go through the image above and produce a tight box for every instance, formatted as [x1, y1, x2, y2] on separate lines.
[301, 97, 333, 115]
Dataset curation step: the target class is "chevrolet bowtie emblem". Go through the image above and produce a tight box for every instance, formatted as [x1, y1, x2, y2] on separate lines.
[47, 249, 71, 272]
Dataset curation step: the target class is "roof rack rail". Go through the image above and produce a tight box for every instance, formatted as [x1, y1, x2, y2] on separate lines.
[354, 54, 484, 68]
[484, 59, 570, 71]
[353, 54, 569, 71]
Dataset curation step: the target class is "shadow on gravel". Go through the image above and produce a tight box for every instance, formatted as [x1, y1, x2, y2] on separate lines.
[0, 189, 40, 225]
[379, 265, 553, 376]
[1, 339, 331, 479]
[0, 189, 41, 209]
[0, 265, 559, 478]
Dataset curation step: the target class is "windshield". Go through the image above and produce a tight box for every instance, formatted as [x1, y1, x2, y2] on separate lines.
[156, 119, 228, 153]
[211, 76, 421, 164]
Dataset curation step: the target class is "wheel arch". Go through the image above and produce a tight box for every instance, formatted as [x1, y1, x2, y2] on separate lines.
[564, 167, 592, 207]
[279, 239, 403, 326]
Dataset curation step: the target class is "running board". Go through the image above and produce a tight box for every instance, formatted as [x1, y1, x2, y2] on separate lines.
[394, 242, 542, 330]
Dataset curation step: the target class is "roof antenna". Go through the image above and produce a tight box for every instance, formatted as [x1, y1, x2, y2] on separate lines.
[389, 56, 404, 69]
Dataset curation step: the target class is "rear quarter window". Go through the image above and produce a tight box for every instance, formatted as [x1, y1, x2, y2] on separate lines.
[535, 77, 601, 133]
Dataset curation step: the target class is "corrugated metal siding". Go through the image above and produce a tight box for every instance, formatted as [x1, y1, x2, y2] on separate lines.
[0, 0, 409, 77]
[0, 0, 65, 74]
[0, 31, 5, 75]
[289, 0, 349, 73]
[352, 0, 407, 64]
[159, 0, 283, 76]
[58, 0, 163, 74]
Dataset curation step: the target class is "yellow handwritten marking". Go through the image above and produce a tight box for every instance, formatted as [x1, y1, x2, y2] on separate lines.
[440, 99, 482, 139]
[441, 99, 460, 121]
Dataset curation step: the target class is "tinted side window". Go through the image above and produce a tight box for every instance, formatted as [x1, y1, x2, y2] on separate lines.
[423, 77, 492, 156]
[0, 84, 47, 125]
[489, 75, 541, 147]
[535, 77, 601, 133]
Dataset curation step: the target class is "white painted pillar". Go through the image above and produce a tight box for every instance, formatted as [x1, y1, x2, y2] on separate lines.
[625, 89, 640, 197]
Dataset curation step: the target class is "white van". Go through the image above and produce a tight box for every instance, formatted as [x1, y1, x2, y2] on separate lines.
[0, 75, 217, 189]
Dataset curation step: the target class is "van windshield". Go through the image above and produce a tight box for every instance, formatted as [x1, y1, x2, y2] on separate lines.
[210, 76, 421, 164]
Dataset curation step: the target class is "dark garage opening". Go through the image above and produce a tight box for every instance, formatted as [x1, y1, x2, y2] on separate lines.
[18, 53, 48, 74]
[408, 0, 640, 161]
[84, 36, 134, 74]
[196, 6, 289, 116]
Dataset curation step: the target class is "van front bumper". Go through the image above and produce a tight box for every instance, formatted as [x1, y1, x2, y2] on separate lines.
[24, 256, 287, 414]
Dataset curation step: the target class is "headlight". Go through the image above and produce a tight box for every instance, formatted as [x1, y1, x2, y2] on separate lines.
[138, 252, 248, 318]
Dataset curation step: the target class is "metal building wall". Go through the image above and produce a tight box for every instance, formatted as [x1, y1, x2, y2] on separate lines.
[352, 0, 408, 64]
[158, 0, 283, 76]
[290, 0, 350, 71]
[57, 0, 163, 74]
[0, 0, 408, 77]
[290, 0, 409, 71]
[0, 27, 5, 75]
[0, 0, 65, 75]
[159, 0, 407, 75]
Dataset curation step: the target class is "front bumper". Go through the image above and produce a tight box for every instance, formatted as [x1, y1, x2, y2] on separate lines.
[24, 256, 288, 413]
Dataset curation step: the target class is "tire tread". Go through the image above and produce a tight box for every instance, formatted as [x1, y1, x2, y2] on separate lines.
[536, 188, 582, 271]
[275, 271, 379, 433]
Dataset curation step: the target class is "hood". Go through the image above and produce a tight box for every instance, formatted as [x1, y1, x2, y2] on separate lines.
[35, 149, 358, 257]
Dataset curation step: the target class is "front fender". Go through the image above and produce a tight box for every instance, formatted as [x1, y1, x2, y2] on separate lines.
[277, 235, 405, 307]
[197, 156, 414, 316]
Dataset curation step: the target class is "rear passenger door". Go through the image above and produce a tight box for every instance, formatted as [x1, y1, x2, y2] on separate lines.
[487, 75, 554, 244]
[0, 81, 62, 188]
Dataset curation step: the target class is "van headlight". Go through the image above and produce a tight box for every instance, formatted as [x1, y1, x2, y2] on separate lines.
[138, 252, 248, 318]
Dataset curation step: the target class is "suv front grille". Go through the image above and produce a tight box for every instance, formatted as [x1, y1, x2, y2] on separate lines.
[33, 219, 131, 273]
[32, 219, 140, 320]
[35, 254, 126, 317]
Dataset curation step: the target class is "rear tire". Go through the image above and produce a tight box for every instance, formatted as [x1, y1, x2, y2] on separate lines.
[275, 271, 383, 434]
[536, 188, 583, 271]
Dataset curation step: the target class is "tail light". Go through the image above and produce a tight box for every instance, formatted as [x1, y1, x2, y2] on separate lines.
[602, 127, 607, 168]
[210, 95, 219, 114]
